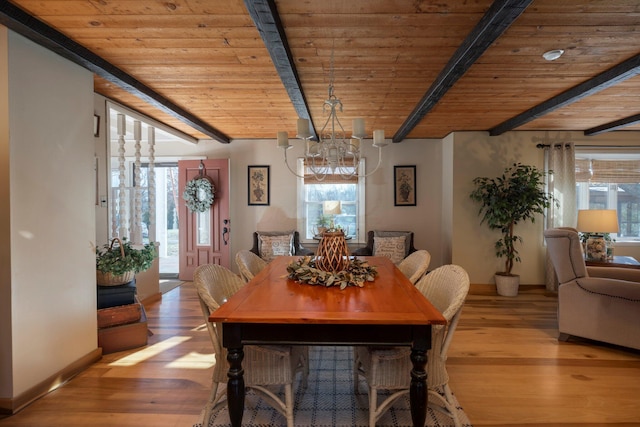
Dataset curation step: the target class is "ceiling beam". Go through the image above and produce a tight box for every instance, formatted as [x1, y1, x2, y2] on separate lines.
[244, 0, 317, 140]
[490, 53, 640, 136]
[584, 113, 640, 136]
[393, 0, 533, 143]
[0, 1, 230, 143]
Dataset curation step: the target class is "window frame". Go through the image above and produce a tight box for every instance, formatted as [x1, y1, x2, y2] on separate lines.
[296, 158, 366, 244]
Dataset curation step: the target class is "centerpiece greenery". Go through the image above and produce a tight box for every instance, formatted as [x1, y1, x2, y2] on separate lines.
[96, 237, 157, 286]
[286, 256, 378, 290]
[469, 163, 556, 295]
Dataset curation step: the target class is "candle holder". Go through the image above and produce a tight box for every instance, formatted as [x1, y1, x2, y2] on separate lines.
[316, 231, 350, 272]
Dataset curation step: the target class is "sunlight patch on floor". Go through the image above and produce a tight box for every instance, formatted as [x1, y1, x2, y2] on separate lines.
[166, 351, 215, 369]
[109, 336, 191, 366]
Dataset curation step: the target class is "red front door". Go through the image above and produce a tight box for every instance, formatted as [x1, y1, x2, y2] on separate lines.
[178, 159, 230, 281]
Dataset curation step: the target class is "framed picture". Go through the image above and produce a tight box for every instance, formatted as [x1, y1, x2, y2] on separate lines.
[248, 165, 270, 206]
[394, 165, 416, 206]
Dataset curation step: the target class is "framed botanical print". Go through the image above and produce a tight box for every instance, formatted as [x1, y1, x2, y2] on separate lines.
[248, 165, 270, 206]
[394, 165, 416, 206]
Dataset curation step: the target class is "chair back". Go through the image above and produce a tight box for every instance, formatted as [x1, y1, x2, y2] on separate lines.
[415, 264, 470, 388]
[193, 264, 245, 369]
[235, 249, 268, 282]
[398, 249, 431, 284]
[544, 228, 587, 284]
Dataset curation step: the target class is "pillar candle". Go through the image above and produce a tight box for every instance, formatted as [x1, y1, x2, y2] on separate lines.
[297, 118, 311, 139]
[277, 131, 290, 148]
[373, 129, 387, 147]
[352, 118, 365, 138]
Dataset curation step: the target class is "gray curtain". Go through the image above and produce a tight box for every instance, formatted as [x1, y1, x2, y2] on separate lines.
[544, 142, 576, 291]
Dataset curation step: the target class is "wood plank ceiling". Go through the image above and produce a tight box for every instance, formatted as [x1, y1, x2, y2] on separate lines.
[2, 0, 640, 143]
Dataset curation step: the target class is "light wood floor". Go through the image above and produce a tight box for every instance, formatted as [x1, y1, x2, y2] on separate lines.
[1, 284, 639, 427]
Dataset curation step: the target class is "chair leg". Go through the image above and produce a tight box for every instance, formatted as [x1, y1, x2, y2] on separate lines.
[353, 348, 361, 394]
[368, 385, 378, 427]
[285, 383, 294, 427]
[202, 380, 223, 427]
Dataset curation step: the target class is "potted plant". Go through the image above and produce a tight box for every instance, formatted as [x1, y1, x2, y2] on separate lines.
[96, 237, 157, 286]
[469, 163, 556, 296]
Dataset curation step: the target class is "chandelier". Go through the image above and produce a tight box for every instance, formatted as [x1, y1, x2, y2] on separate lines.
[277, 55, 387, 181]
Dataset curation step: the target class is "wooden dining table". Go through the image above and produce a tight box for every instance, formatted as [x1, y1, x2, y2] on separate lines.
[209, 256, 446, 427]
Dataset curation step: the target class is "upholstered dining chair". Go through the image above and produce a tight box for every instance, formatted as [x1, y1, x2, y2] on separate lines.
[235, 249, 268, 282]
[193, 264, 308, 427]
[397, 249, 431, 284]
[354, 264, 470, 427]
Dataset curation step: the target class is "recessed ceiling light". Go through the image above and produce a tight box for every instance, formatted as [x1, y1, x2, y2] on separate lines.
[542, 49, 564, 61]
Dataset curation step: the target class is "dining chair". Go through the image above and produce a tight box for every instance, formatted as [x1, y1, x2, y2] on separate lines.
[354, 264, 470, 427]
[235, 249, 268, 282]
[193, 264, 308, 427]
[397, 249, 431, 284]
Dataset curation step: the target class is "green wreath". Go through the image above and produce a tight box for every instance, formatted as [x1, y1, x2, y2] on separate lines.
[183, 177, 215, 213]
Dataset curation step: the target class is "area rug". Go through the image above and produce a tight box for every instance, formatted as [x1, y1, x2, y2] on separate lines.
[159, 279, 184, 294]
[195, 345, 472, 427]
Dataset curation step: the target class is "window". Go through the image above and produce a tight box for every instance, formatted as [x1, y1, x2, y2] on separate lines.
[297, 158, 365, 242]
[576, 151, 640, 241]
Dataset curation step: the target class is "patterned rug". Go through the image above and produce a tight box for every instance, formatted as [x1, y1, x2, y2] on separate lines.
[195, 346, 472, 427]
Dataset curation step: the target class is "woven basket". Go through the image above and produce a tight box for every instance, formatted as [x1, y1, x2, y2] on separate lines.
[96, 238, 136, 286]
[316, 231, 350, 272]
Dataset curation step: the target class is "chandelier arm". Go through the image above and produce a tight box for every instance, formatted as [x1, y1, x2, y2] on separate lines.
[358, 145, 384, 178]
[283, 148, 306, 179]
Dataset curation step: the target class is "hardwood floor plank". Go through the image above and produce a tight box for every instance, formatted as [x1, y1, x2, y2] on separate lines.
[1, 284, 639, 426]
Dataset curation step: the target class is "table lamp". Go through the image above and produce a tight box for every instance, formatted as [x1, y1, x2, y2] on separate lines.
[322, 200, 341, 230]
[577, 209, 619, 261]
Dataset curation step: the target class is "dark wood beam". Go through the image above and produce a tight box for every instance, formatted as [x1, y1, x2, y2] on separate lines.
[0, 1, 230, 143]
[393, 0, 533, 143]
[584, 113, 640, 136]
[244, 0, 317, 140]
[491, 53, 640, 136]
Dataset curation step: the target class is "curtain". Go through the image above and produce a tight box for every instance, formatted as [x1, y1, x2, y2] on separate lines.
[544, 142, 576, 291]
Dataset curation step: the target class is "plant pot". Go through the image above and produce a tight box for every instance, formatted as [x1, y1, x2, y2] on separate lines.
[495, 273, 520, 297]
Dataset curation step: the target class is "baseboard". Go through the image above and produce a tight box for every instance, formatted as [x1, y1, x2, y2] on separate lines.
[469, 283, 547, 295]
[141, 291, 161, 305]
[0, 347, 102, 415]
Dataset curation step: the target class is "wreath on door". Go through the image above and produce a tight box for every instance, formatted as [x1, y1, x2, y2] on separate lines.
[183, 162, 215, 213]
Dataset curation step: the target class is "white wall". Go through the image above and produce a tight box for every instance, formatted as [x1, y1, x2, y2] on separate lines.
[1, 31, 96, 399]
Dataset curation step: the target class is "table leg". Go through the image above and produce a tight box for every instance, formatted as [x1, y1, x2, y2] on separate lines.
[409, 346, 428, 427]
[226, 346, 245, 427]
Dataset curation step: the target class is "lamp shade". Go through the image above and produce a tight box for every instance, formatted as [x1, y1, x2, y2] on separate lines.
[577, 209, 619, 233]
[323, 200, 341, 216]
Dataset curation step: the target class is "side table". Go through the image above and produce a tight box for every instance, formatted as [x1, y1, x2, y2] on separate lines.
[586, 255, 640, 269]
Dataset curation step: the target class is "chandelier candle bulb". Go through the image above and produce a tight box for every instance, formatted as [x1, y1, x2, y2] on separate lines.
[277, 131, 290, 148]
[373, 129, 387, 147]
[297, 118, 311, 139]
[352, 118, 365, 138]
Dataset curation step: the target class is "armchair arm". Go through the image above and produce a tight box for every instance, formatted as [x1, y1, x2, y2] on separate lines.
[587, 266, 640, 284]
[575, 277, 640, 301]
[351, 247, 372, 257]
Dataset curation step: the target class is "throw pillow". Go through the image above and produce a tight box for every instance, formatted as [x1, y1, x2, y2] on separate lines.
[374, 231, 412, 257]
[373, 236, 406, 265]
[258, 233, 294, 262]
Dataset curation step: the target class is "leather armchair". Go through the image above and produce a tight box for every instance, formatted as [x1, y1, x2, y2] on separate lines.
[544, 228, 640, 350]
